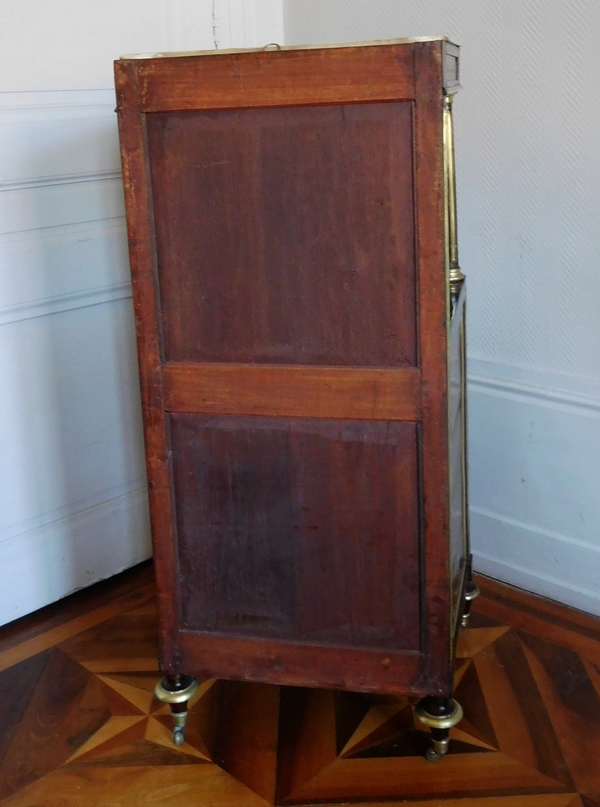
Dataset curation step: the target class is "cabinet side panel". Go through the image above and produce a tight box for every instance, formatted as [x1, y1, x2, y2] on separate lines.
[115, 63, 180, 673]
[170, 415, 421, 652]
[413, 42, 452, 692]
[146, 103, 416, 368]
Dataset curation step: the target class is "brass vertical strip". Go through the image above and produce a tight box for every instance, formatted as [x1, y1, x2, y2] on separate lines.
[443, 94, 465, 301]
[444, 90, 469, 643]
[443, 93, 454, 635]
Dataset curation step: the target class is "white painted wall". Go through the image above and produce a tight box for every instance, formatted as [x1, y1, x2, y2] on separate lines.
[284, 0, 600, 615]
[0, 0, 284, 626]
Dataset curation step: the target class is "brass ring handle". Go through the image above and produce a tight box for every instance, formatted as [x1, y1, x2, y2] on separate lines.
[263, 42, 282, 51]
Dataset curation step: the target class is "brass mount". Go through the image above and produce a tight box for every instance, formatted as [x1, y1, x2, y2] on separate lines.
[443, 93, 465, 301]
[154, 676, 200, 746]
[416, 698, 464, 730]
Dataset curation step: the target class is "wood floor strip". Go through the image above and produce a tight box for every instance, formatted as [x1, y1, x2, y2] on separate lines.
[282, 753, 571, 802]
[0, 562, 153, 657]
[289, 797, 579, 807]
[475, 575, 600, 643]
[0, 764, 271, 807]
[472, 641, 538, 771]
[473, 580, 600, 668]
[0, 584, 155, 674]
[518, 634, 600, 795]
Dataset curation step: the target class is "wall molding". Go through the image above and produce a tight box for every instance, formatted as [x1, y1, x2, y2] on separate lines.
[0, 485, 151, 626]
[0, 169, 121, 194]
[0, 282, 132, 327]
[0, 89, 116, 110]
[472, 506, 600, 618]
[0, 480, 147, 548]
[468, 357, 600, 417]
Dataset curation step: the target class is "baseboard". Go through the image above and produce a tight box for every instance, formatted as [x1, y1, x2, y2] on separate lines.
[472, 506, 600, 618]
[0, 486, 152, 627]
[467, 358, 600, 618]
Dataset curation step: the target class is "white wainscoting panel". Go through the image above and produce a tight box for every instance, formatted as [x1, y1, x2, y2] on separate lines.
[0, 87, 148, 625]
[469, 358, 600, 616]
[0, 488, 150, 625]
[284, 0, 600, 614]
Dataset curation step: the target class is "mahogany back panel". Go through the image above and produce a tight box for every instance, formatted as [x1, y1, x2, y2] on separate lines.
[115, 39, 462, 698]
[146, 103, 416, 367]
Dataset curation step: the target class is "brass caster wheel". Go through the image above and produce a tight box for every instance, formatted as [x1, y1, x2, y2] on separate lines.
[416, 696, 463, 761]
[154, 675, 199, 747]
[171, 709, 189, 746]
[461, 581, 480, 629]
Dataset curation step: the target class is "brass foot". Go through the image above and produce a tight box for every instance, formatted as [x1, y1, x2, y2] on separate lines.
[416, 696, 463, 760]
[461, 581, 481, 628]
[154, 675, 199, 746]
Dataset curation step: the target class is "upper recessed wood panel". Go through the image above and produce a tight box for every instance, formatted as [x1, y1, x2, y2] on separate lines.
[125, 45, 415, 112]
[147, 102, 417, 367]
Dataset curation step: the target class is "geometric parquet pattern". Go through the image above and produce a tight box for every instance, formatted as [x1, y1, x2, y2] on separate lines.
[1, 567, 599, 806]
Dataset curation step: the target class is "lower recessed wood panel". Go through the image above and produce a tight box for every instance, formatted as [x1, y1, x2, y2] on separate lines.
[170, 415, 421, 652]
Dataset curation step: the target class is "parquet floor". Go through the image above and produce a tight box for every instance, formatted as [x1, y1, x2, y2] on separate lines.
[1, 565, 600, 806]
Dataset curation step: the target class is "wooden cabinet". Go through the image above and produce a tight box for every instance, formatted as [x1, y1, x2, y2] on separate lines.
[115, 36, 477, 760]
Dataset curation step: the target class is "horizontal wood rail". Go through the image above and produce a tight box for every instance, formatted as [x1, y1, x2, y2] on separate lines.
[163, 362, 421, 421]
[179, 631, 424, 696]
[125, 45, 416, 112]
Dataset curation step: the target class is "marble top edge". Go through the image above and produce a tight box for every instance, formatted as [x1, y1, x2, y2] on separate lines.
[119, 36, 451, 61]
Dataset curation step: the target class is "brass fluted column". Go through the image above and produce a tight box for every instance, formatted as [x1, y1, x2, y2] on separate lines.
[443, 93, 465, 302]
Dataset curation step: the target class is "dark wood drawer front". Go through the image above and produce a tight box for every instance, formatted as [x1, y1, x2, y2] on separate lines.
[170, 414, 421, 652]
[147, 101, 417, 368]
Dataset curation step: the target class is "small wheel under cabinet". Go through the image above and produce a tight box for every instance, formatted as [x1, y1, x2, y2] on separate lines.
[154, 675, 199, 746]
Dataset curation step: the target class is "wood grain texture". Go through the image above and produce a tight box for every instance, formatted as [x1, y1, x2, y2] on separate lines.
[0, 649, 105, 800]
[129, 45, 416, 112]
[519, 632, 600, 794]
[115, 62, 181, 675]
[170, 415, 421, 652]
[164, 364, 421, 421]
[178, 632, 423, 696]
[474, 574, 600, 667]
[0, 585, 154, 675]
[0, 562, 152, 659]
[147, 102, 417, 368]
[211, 681, 279, 803]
